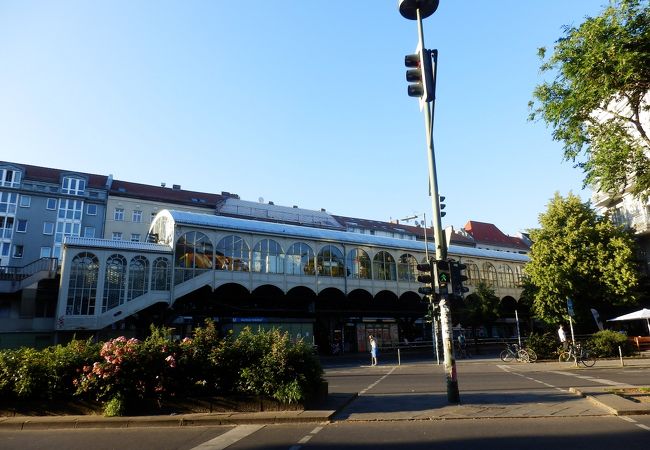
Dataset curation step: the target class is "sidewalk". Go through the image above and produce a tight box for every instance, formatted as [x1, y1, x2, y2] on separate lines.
[1, 357, 648, 430]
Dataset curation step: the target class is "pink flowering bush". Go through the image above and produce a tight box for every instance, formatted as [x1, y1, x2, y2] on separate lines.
[74, 326, 187, 414]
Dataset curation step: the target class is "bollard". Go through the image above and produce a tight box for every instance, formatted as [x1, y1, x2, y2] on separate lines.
[398, 348, 401, 366]
[619, 346, 624, 367]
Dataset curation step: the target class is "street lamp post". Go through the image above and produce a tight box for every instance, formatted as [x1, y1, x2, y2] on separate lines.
[398, 0, 460, 403]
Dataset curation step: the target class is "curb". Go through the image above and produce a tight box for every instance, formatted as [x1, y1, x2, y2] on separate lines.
[0, 394, 359, 431]
[571, 387, 650, 416]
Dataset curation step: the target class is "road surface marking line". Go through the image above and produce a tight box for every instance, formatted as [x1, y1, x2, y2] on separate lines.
[637, 424, 650, 431]
[360, 366, 397, 395]
[190, 424, 264, 450]
[298, 435, 313, 444]
[619, 416, 636, 423]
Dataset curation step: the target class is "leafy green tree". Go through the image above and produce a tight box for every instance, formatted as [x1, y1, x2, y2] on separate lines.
[529, 0, 650, 199]
[455, 281, 500, 335]
[526, 193, 639, 325]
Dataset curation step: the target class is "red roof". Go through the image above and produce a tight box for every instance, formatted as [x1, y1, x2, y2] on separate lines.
[4, 161, 109, 189]
[463, 220, 529, 250]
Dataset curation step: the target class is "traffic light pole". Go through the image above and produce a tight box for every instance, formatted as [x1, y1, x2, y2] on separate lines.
[415, 6, 460, 404]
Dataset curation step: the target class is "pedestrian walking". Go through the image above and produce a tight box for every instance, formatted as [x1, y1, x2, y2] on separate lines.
[558, 324, 568, 350]
[369, 335, 378, 366]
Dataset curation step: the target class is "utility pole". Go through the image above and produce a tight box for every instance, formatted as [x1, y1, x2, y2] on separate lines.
[399, 0, 459, 403]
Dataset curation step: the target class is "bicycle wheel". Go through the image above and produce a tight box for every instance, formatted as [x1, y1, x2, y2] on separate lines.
[500, 349, 513, 362]
[517, 349, 530, 363]
[581, 352, 596, 367]
[526, 348, 538, 362]
[559, 352, 572, 363]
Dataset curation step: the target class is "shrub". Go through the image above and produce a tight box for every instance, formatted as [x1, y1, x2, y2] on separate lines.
[210, 327, 323, 404]
[588, 330, 633, 357]
[524, 332, 559, 360]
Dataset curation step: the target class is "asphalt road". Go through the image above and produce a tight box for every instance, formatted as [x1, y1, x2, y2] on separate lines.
[1, 357, 649, 450]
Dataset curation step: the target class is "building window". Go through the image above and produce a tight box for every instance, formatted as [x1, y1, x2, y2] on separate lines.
[285, 242, 315, 275]
[346, 248, 371, 279]
[103, 254, 127, 312]
[373, 251, 396, 281]
[215, 235, 249, 271]
[0, 216, 14, 239]
[0, 192, 18, 214]
[0, 168, 21, 188]
[86, 204, 97, 215]
[14, 219, 27, 233]
[19, 195, 31, 207]
[13, 245, 23, 258]
[114, 208, 124, 221]
[252, 238, 284, 273]
[40, 247, 52, 258]
[43, 221, 54, 235]
[84, 226, 96, 238]
[132, 210, 142, 223]
[397, 253, 418, 282]
[152, 257, 171, 290]
[127, 256, 149, 301]
[131, 233, 140, 242]
[46, 198, 57, 210]
[61, 176, 86, 195]
[1, 242, 9, 257]
[317, 245, 344, 277]
[66, 252, 99, 316]
[112, 232, 122, 240]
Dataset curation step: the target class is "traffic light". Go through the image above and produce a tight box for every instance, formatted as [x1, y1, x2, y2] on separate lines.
[405, 46, 434, 102]
[416, 259, 434, 296]
[435, 259, 451, 289]
[450, 260, 469, 298]
[439, 195, 446, 218]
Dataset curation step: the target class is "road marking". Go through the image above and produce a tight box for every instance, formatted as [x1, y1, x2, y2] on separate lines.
[190, 425, 264, 450]
[619, 416, 636, 423]
[359, 366, 397, 395]
[290, 424, 325, 449]
[637, 424, 650, 431]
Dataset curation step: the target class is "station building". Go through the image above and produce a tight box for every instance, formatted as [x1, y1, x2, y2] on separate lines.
[0, 161, 529, 349]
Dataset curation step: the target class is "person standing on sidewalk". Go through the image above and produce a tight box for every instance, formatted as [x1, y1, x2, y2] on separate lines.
[558, 324, 568, 350]
[369, 335, 378, 366]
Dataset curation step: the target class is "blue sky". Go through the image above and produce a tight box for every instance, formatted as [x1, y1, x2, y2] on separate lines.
[0, 1, 609, 236]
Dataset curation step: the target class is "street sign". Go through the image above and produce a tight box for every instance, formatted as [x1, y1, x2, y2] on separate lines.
[567, 297, 575, 317]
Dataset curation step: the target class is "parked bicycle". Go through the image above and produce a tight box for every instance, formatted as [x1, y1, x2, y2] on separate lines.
[558, 342, 595, 367]
[500, 343, 530, 363]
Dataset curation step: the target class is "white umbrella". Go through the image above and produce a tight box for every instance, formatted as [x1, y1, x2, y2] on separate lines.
[607, 308, 650, 335]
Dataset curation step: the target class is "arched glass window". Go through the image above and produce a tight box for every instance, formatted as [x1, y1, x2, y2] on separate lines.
[498, 264, 515, 288]
[467, 263, 480, 286]
[514, 265, 524, 286]
[398, 253, 418, 281]
[128, 256, 149, 300]
[373, 251, 396, 281]
[483, 262, 498, 287]
[66, 252, 99, 316]
[175, 231, 213, 269]
[215, 235, 250, 271]
[152, 257, 171, 290]
[346, 248, 371, 279]
[175, 231, 213, 284]
[103, 254, 126, 312]
[317, 245, 344, 277]
[252, 239, 284, 273]
[286, 242, 315, 275]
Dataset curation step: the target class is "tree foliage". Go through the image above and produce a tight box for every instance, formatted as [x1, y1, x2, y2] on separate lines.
[529, 0, 650, 198]
[525, 193, 639, 325]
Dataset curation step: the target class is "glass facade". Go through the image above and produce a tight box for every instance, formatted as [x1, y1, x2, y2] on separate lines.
[346, 248, 371, 279]
[252, 238, 284, 273]
[285, 242, 315, 275]
[317, 245, 344, 277]
[66, 252, 99, 316]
